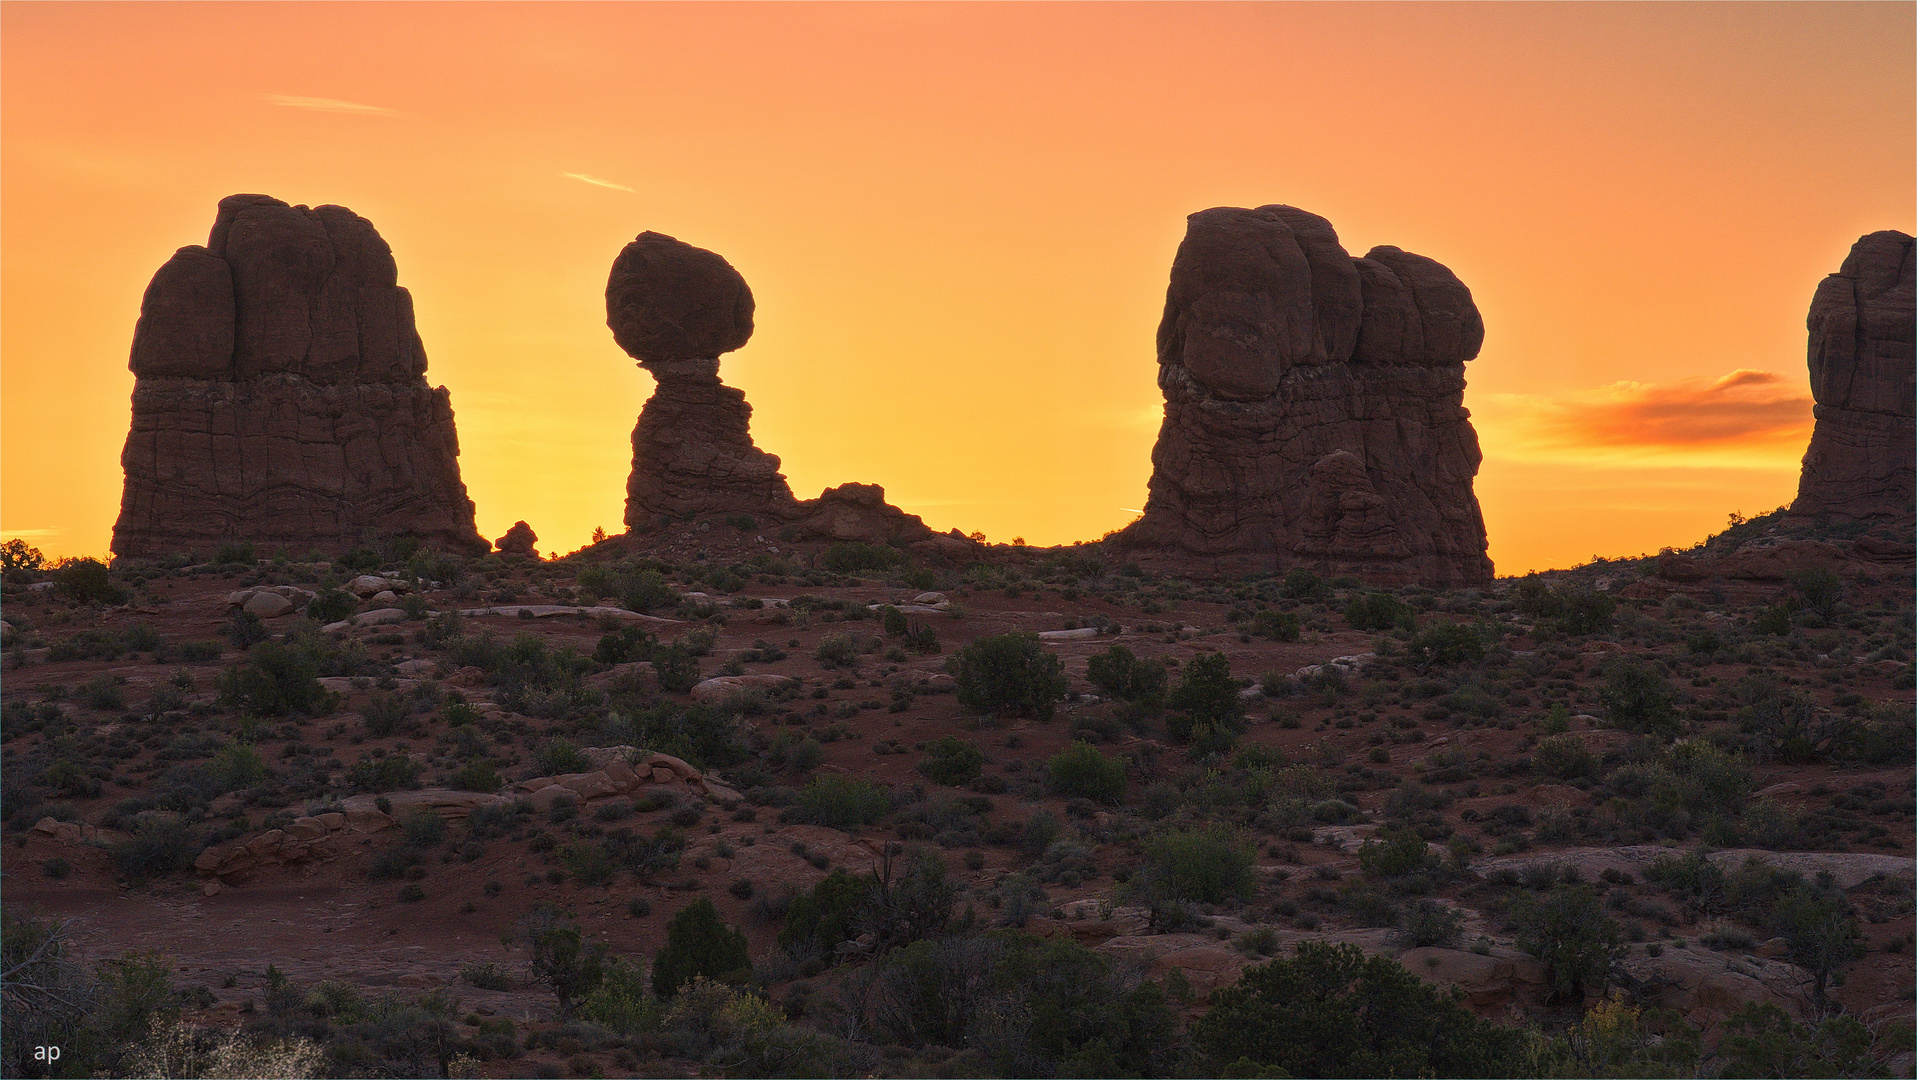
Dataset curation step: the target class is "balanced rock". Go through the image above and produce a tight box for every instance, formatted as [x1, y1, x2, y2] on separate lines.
[1114, 205, 1492, 584]
[112, 194, 487, 559]
[493, 520, 538, 557]
[1790, 230, 1915, 520]
[607, 231, 934, 545]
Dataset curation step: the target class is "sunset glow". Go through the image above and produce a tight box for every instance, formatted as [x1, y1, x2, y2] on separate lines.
[3, 2, 1911, 574]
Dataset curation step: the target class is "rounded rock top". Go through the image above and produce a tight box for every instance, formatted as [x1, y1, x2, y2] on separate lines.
[606, 231, 754, 363]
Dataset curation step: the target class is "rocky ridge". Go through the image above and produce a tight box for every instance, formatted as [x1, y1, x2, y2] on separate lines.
[112, 194, 487, 559]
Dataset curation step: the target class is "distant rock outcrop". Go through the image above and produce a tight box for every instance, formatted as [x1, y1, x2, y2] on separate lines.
[607, 231, 945, 549]
[1790, 230, 1915, 520]
[1114, 205, 1492, 584]
[112, 194, 486, 558]
[493, 520, 538, 557]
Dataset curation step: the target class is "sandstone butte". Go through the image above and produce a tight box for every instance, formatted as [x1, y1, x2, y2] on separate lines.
[1790, 229, 1915, 522]
[1112, 204, 1493, 586]
[605, 230, 973, 559]
[111, 194, 487, 560]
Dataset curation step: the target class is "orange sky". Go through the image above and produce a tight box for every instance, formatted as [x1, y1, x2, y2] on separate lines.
[3, 2, 1911, 574]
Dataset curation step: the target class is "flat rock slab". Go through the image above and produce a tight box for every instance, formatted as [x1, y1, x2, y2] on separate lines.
[457, 605, 680, 624]
[321, 608, 409, 633]
[1472, 846, 1914, 891]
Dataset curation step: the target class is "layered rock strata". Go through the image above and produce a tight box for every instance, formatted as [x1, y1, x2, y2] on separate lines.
[608, 231, 947, 548]
[1790, 230, 1915, 520]
[112, 194, 486, 558]
[1114, 205, 1493, 584]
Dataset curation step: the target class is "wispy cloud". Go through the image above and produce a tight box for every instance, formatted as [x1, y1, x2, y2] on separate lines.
[1, 528, 63, 540]
[564, 172, 634, 192]
[1474, 368, 1812, 467]
[263, 94, 398, 115]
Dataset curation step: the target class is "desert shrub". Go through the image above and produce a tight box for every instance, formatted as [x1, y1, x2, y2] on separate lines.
[56, 558, 130, 605]
[948, 632, 1068, 721]
[813, 632, 862, 668]
[1785, 567, 1843, 616]
[306, 588, 357, 623]
[449, 759, 502, 793]
[820, 542, 907, 574]
[360, 691, 409, 738]
[533, 738, 591, 776]
[1510, 884, 1624, 1001]
[1047, 741, 1127, 802]
[226, 610, 270, 649]
[560, 842, 616, 887]
[1344, 592, 1413, 633]
[1770, 883, 1864, 1007]
[1601, 659, 1675, 734]
[1144, 824, 1255, 904]
[778, 867, 876, 956]
[0, 538, 46, 576]
[577, 564, 679, 613]
[1166, 651, 1244, 748]
[1717, 1002, 1876, 1078]
[916, 736, 985, 786]
[210, 743, 268, 790]
[604, 826, 686, 880]
[652, 898, 750, 997]
[460, 961, 517, 991]
[792, 776, 891, 830]
[1404, 900, 1466, 948]
[1533, 734, 1596, 780]
[1085, 645, 1170, 706]
[1248, 609, 1302, 642]
[344, 755, 422, 793]
[522, 908, 607, 1019]
[110, 818, 200, 881]
[1358, 827, 1438, 880]
[1754, 602, 1795, 636]
[1410, 621, 1483, 666]
[1194, 940, 1527, 1078]
[400, 809, 445, 848]
[215, 641, 336, 716]
[1279, 569, 1329, 601]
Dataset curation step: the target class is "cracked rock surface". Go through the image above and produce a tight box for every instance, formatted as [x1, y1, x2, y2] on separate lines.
[112, 194, 486, 558]
[1791, 229, 1915, 521]
[1116, 204, 1493, 584]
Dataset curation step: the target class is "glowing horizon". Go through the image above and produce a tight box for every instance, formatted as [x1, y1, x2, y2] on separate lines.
[3, 3, 1911, 574]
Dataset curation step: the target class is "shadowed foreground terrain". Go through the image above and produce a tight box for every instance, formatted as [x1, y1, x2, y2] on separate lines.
[1, 509, 1911, 1078]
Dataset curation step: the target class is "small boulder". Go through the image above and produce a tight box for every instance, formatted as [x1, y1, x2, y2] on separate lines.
[242, 591, 296, 618]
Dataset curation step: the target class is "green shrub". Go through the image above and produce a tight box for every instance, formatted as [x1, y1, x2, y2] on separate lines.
[813, 632, 862, 668]
[778, 868, 876, 955]
[1166, 652, 1244, 747]
[1192, 941, 1527, 1078]
[820, 543, 907, 574]
[56, 558, 130, 605]
[1357, 827, 1437, 879]
[0, 538, 45, 575]
[948, 632, 1068, 721]
[1410, 621, 1482, 666]
[1785, 567, 1843, 616]
[1085, 645, 1169, 706]
[450, 760, 503, 793]
[1279, 569, 1329, 600]
[1755, 603, 1794, 636]
[534, 739, 591, 776]
[345, 756, 422, 793]
[1344, 592, 1413, 633]
[110, 818, 200, 881]
[1718, 1002, 1876, 1078]
[1601, 658, 1675, 734]
[215, 641, 336, 716]
[1510, 884, 1624, 1001]
[401, 809, 446, 847]
[652, 898, 750, 997]
[916, 737, 985, 786]
[560, 841, 616, 887]
[210, 743, 268, 791]
[1533, 734, 1595, 780]
[306, 589, 356, 623]
[524, 909, 607, 1019]
[793, 776, 891, 830]
[1248, 609, 1302, 641]
[1047, 741, 1127, 802]
[1144, 825, 1255, 904]
[1771, 883, 1864, 1006]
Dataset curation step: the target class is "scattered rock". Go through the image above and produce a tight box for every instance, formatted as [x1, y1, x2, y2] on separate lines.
[1112, 204, 1492, 585]
[111, 194, 487, 559]
[242, 592, 296, 618]
[690, 674, 798, 702]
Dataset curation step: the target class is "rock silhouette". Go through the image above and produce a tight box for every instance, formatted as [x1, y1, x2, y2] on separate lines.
[1115, 205, 1493, 584]
[607, 231, 945, 549]
[1790, 230, 1915, 520]
[493, 520, 538, 557]
[112, 194, 486, 558]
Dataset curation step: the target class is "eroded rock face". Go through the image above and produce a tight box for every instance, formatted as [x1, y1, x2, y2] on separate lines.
[1116, 205, 1493, 584]
[1791, 230, 1915, 520]
[607, 231, 936, 545]
[493, 520, 538, 557]
[112, 194, 486, 558]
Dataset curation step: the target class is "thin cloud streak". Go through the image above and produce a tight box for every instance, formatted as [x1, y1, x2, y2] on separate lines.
[263, 94, 398, 115]
[564, 173, 634, 192]
[1473, 368, 1813, 467]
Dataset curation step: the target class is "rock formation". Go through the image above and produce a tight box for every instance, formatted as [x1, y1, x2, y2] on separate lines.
[1113, 205, 1493, 584]
[112, 194, 487, 558]
[493, 520, 538, 557]
[1790, 230, 1915, 520]
[607, 231, 951, 549]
